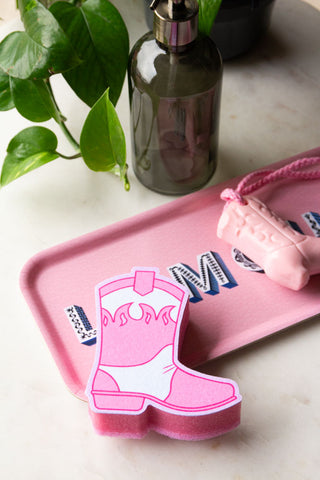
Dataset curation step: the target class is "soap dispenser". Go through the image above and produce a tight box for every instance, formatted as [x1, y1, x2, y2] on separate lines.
[128, 0, 223, 195]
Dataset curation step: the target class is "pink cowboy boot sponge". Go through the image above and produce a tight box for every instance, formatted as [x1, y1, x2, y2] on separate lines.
[86, 268, 241, 440]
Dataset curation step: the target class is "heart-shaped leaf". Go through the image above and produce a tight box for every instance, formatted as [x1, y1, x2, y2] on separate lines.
[1, 126, 59, 186]
[198, 0, 222, 36]
[0, 68, 14, 111]
[50, 0, 129, 106]
[9, 77, 61, 122]
[80, 88, 127, 182]
[0, 0, 80, 79]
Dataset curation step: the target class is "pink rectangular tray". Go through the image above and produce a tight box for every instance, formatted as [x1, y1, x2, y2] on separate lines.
[20, 148, 320, 400]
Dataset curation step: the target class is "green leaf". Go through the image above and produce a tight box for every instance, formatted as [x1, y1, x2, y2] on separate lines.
[9, 77, 61, 122]
[0, 126, 59, 186]
[198, 0, 222, 36]
[0, 0, 80, 79]
[80, 88, 127, 181]
[38, 0, 60, 6]
[50, 0, 129, 106]
[0, 68, 14, 111]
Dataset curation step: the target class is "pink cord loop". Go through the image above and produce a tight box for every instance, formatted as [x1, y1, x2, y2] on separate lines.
[220, 188, 246, 205]
[221, 156, 320, 203]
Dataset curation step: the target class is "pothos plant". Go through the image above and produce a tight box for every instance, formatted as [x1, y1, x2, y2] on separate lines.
[0, 0, 222, 190]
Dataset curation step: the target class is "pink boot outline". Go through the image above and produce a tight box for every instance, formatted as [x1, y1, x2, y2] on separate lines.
[86, 267, 242, 439]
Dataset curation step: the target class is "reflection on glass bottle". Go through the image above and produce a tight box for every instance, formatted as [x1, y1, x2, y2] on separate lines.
[128, 1, 222, 195]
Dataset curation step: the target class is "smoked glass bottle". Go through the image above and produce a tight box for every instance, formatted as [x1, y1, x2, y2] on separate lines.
[128, 0, 223, 195]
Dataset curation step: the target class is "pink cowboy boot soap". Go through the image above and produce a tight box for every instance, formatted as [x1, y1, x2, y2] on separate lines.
[217, 195, 320, 290]
[86, 267, 241, 440]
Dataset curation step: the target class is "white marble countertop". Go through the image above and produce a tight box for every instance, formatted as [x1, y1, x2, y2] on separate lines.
[0, 0, 319, 478]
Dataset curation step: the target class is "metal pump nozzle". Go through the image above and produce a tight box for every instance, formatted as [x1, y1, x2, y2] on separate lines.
[150, 0, 198, 48]
[150, 0, 161, 10]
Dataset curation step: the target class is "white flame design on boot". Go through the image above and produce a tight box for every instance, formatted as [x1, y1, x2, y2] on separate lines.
[218, 196, 320, 290]
[86, 268, 241, 439]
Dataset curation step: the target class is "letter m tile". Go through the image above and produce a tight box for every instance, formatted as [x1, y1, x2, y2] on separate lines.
[303, 212, 320, 237]
[168, 251, 238, 303]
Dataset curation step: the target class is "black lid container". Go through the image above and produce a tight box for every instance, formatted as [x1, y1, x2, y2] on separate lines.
[144, 0, 276, 60]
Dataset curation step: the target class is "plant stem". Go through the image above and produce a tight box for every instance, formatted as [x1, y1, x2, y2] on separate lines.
[122, 166, 130, 191]
[58, 121, 80, 152]
[56, 152, 82, 160]
[46, 78, 80, 152]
